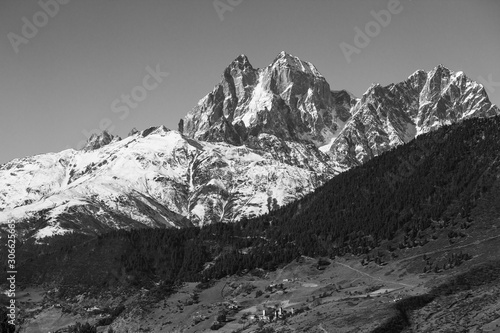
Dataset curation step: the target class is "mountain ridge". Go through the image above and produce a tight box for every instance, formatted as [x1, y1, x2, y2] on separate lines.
[10, 114, 500, 333]
[0, 52, 498, 239]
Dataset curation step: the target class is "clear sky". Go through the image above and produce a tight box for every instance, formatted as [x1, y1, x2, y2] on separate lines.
[1, 0, 499, 163]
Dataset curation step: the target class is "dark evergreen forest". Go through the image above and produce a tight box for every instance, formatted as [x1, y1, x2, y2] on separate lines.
[7, 116, 500, 294]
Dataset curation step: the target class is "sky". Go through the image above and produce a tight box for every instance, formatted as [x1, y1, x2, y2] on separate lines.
[1, 0, 499, 163]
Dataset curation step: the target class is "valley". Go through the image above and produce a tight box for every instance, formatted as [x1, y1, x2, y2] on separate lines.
[1, 52, 500, 333]
[1, 53, 498, 241]
[12, 158, 500, 332]
[14, 230, 500, 333]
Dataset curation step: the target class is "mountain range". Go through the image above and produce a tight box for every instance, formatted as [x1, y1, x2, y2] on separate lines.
[11, 114, 500, 333]
[1, 52, 498, 239]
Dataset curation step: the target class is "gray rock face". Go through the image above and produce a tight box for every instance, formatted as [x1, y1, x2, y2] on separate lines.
[183, 52, 355, 150]
[185, 55, 499, 173]
[83, 130, 121, 151]
[415, 66, 499, 131]
[329, 66, 500, 169]
[1, 53, 498, 239]
[128, 127, 139, 137]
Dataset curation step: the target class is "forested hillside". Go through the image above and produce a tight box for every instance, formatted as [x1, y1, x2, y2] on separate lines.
[9, 116, 500, 294]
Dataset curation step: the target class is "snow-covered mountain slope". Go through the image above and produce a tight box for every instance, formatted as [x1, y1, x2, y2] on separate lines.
[0, 126, 337, 239]
[1, 53, 498, 239]
[329, 65, 500, 168]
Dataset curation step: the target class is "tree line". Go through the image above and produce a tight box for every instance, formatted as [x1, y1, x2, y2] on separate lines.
[10, 116, 500, 293]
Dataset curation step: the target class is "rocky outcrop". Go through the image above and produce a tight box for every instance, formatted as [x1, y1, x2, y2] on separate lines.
[1, 53, 498, 239]
[83, 131, 121, 151]
[329, 65, 500, 169]
[183, 52, 355, 151]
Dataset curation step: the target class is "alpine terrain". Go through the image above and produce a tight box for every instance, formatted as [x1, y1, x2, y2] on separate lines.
[7, 115, 500, 333]
[0, 52, 498, 240]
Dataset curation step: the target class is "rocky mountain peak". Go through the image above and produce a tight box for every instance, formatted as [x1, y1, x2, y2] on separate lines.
[432, 63, 450, 72]
[182, 54, 499, 175]
[364, 83, 383, 95]
[141, 125, 170, 137]
[83, 130, 121, 151]
[2, 55, 500, 240]
[408, 69, 427, 79]
[330, 65, 500, 169]
[128, 127, 139, 137]
[183, 52, 344, 151]
[270, 51, 323, 77]
[228, 54, 253, 70]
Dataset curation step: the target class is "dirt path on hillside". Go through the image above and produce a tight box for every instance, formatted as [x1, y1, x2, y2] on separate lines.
[400, 233, 500, 262]
[335, 261, 415, 288]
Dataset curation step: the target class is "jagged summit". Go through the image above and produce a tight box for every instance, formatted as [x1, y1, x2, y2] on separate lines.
[271, 51, 297, 63]
[83, 130, 120, 151]
[128, 127, 139, 137]
[1, 54, 499, 240]
[433, 63, 449, 71]
[227, 51, 323, 76]
[408, 69, 427, 78]
[141, 125, 171, 137]
[277, 50, 291, 57]
[183, 52, 347, 148]
[227, 54, 254, 71]
[330, 65, 500, 169]
[184, 54, 499, 168]
[233, 54, 251, 64]
[271, 51, 323, 77]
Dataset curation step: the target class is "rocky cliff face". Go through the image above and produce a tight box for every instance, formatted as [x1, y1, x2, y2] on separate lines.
[83, 131, 121, 151]
[184, 54, 498, 171]
[329, 65, 500, 169]
[1, 53, 498, 239]
[183, 51, 355, 151]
